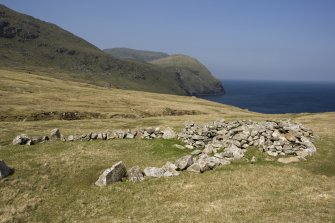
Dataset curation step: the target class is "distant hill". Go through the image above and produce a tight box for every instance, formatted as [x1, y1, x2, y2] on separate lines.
[0, 4, 224, 95]
[150, 55, 225, 95]
[104, 48, 169, 62]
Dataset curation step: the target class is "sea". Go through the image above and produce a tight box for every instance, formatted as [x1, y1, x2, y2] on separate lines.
[201, 80, 335, 114]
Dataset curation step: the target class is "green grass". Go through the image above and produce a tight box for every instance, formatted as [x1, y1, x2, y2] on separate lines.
[0, 68, 335, 222]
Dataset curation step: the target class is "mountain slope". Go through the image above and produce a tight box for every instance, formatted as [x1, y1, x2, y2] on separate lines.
[0, 4, 223, 95]
[151, 54, 225, 95]
[103, 47, 169, 62]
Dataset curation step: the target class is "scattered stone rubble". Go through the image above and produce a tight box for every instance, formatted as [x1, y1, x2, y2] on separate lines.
[10, 119, 317, 184]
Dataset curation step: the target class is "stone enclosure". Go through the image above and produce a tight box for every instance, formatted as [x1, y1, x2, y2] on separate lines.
[8, 119, 316, 185]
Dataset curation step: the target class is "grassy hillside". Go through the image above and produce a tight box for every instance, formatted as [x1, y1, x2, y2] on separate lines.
[0, 4, 224, 95]
[0, 68, 334, 222]
[104, 47, 169, 62]
[151, 54, 225, 95]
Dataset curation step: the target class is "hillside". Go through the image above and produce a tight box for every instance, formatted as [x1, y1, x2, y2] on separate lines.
[0, 4, 223, 95]
[104, 47, 169, 62]
[151, 54, 225, 95]
[0, 68, 334, 222]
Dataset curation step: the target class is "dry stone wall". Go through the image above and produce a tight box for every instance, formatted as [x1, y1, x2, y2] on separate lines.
[9, 119, 317, 184]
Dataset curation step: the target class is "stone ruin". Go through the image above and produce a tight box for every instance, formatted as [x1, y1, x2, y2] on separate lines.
[8, 119, 317, 184]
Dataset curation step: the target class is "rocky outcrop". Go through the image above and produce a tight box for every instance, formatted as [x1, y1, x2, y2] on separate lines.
[95, 161, 127, 186]
[0, 160, 14, 179]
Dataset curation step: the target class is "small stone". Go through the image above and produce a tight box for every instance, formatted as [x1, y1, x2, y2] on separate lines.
[174, 144, 185, 150]
[191, 150, 202, 155]
[250, 156, 257, 164]
[127, 166, 144, 182]
[185, 145, 194, 150]
[266, 151, 278, 157]
[95, 161, 127, 186]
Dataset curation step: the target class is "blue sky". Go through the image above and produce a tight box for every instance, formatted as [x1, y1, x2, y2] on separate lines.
[1, 0, 335, 81]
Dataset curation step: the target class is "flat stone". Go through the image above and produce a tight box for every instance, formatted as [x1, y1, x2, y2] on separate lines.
[127, 166, 144, 182]
[277, 157, 301, 164]
[143, 167, 164, 178]
[191, 150, 202, 155]
[95, 161, 127, 186]
[173, 144, 185, 150]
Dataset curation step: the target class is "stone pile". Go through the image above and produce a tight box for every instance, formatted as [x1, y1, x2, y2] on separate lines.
[178, 119, 316, 159]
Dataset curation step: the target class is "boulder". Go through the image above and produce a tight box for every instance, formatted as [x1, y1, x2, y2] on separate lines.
[12, 134, 30, 145]
[95, 161, 127, 186]
[50, 128, 61, 140]
[143, 167, 164, 178]
[0, 160, 14, 179]
[127, 166, 144, 182]
[162, 127, 176, 139]
[175, 155, 194, 170]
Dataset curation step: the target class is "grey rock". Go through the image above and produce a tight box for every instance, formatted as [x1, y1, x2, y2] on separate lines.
[95, 161, 127, 186]
[173, 144, 185, 150]
[185, 145, 194, 150]
[67, 135, 75, 141]
[266, 151, 278, 157]
[191, 149, 202, 155]
[143, 167, 164, 178]
[91, 132, 98, 140]
[0, 160, 14, 179]
[12, 134, 30, 145]
[127, 166, 144, 182]
[251, 156, 257, 164]
[223, 144, 244, 160]
[186, 163, 201, 173]
[162, 127, 176, 139]
[175, 155, 194, 170]
[50, 128, 61, 140]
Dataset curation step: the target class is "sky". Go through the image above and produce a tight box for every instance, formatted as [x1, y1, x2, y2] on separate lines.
[1, 0, 335, 81]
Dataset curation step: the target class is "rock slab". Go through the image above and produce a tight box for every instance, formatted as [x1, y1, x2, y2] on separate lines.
[95, 161, 127, 186]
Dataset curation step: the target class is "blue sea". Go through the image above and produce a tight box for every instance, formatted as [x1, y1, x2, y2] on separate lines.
[201, 80, 335, 114]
